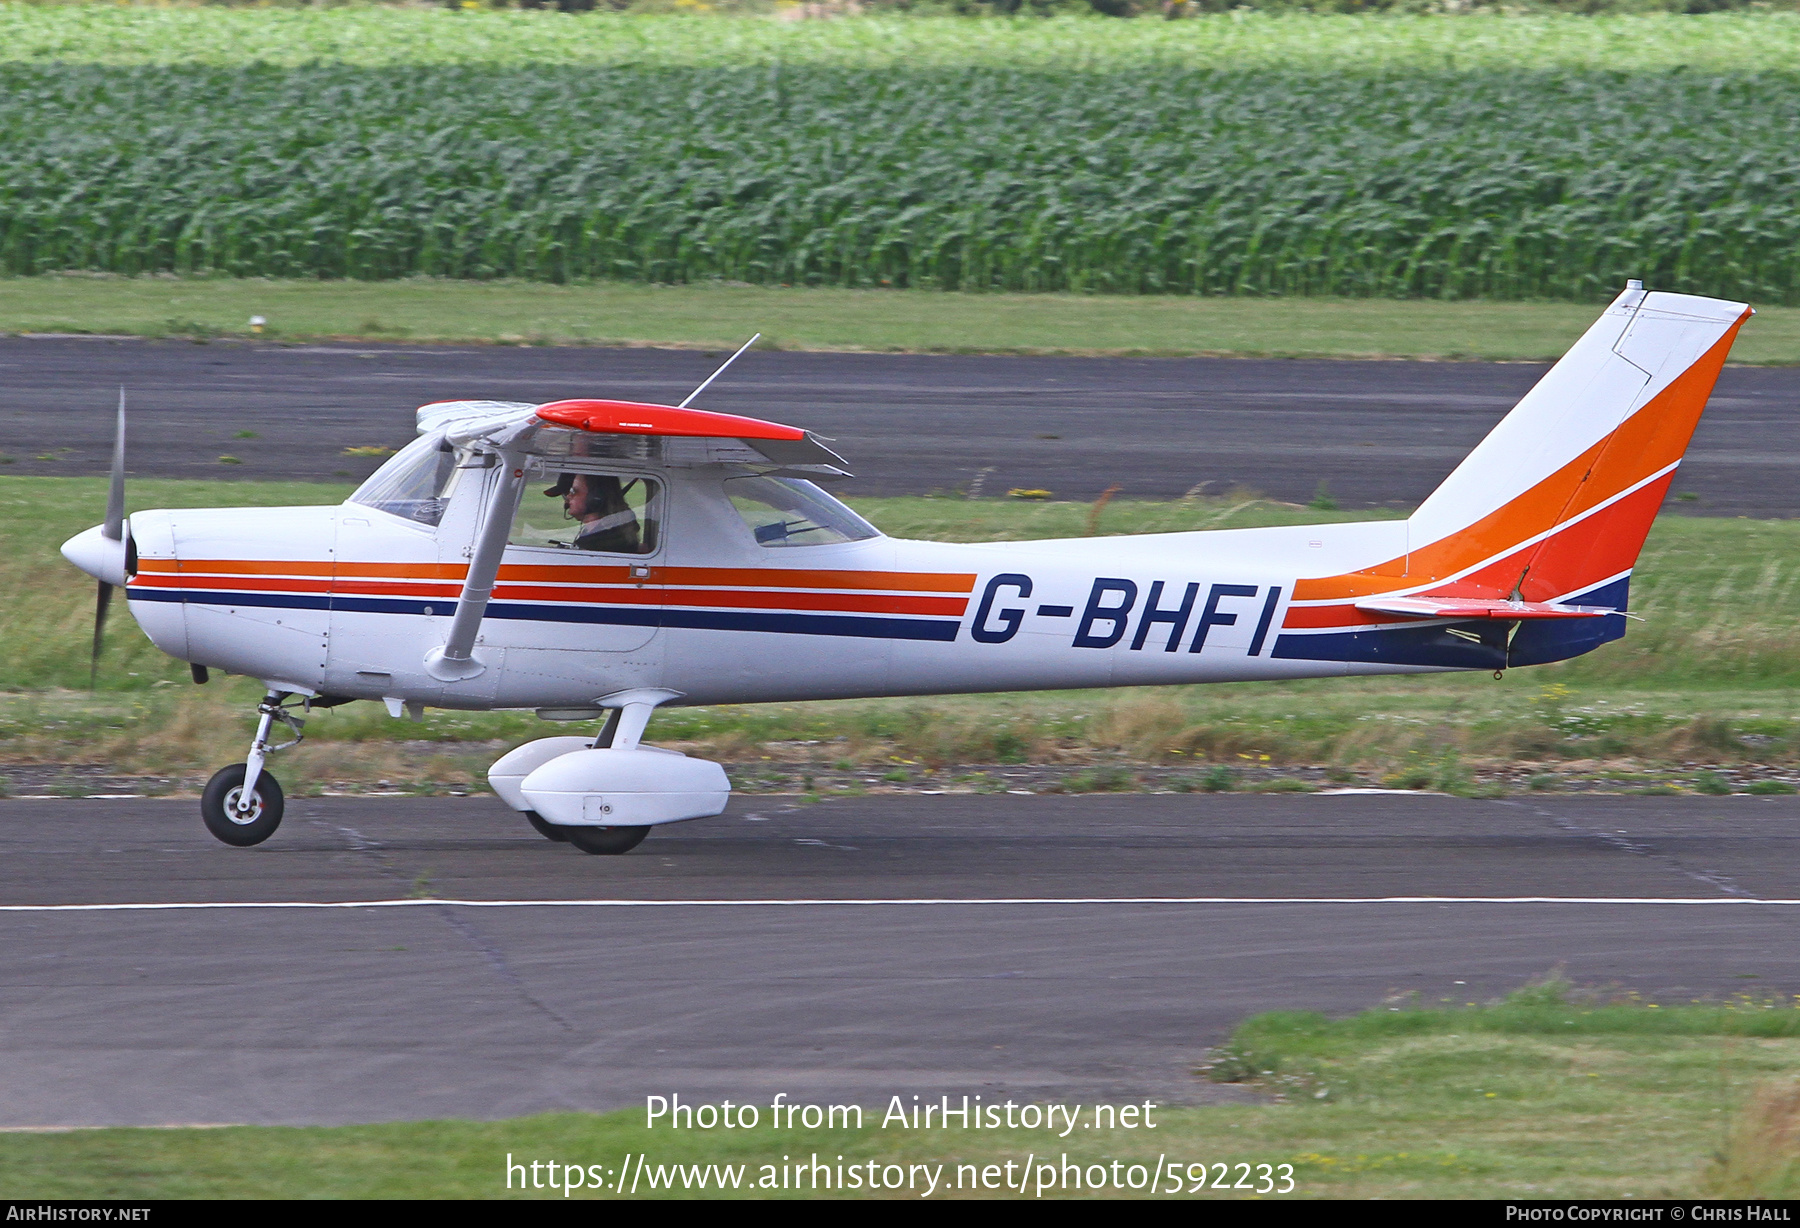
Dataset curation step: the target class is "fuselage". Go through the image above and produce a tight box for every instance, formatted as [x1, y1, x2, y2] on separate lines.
[117, 464, 1528, 713]
[50, 287, 1748, 853]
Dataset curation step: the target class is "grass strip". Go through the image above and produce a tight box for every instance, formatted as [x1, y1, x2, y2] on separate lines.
[2, 979, 1796, 1198]
[11, 278, 1800, 363]
[6, 9, 1800, 75]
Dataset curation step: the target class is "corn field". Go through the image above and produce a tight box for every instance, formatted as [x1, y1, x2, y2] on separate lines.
[2, 9, 1799, 300]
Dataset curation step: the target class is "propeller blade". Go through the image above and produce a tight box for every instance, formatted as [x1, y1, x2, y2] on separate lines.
[103, 387, 126, 542]
[90, 391, 127, 688]
[90, 581, 113, 690]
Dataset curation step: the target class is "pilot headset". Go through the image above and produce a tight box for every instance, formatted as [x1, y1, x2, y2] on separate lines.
[545, 473, 603, 519]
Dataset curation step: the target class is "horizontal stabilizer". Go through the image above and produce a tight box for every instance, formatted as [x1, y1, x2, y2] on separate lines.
[1354, 597, 1615, 621]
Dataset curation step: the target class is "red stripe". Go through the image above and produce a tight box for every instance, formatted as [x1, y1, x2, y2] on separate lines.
[648, 589, 966, 617]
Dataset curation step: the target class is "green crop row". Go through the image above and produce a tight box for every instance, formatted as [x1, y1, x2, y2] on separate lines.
[3, 11, 1800, 299]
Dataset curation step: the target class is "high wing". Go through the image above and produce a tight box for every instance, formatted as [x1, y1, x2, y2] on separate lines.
[415, 398, 850, 474]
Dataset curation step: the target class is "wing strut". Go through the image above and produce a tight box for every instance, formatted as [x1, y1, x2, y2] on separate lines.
[425, 451, 529, 682]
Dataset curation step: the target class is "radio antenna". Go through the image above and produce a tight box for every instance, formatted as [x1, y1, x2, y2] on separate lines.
[678, 333, 761, 409]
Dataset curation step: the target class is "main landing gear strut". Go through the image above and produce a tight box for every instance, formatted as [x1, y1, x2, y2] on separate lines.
[487, 688, 723, 856]
[519, 709, 651, 856]
[200, 690, 307, 847]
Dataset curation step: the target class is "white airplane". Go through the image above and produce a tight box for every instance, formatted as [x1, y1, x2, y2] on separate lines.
[61, 284, 1750, 854]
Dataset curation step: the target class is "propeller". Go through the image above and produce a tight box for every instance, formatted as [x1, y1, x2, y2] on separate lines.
[90, 388, 126, 688]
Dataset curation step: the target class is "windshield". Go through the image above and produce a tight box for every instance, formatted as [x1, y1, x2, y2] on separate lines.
[348, 434, 459, 526]
[725, 476, 878, 548]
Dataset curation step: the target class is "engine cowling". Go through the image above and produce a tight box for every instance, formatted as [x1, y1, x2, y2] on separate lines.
[519, 747, 731, 827]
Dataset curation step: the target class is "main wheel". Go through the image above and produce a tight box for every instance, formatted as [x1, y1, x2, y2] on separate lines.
[200, 764, 285, 847]
[524, 810, 570, 843]
[563, 825, 650, 856]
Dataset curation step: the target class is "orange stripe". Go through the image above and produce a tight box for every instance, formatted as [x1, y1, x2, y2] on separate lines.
[1397, 484, 1664, 610]
[149, 557, 973, 593]
[1282, 605, 1413, 630]
[1292, 313, 1747, 605]
[499, 562, 627, 583]
[1290, 436, 1608, 603]
[172, 559, 336, 577]
[1281, 477, 1670, 628]
[132, 574, 331, 595]
[339, 561, 468, 580]
[158, 558, 461, 580]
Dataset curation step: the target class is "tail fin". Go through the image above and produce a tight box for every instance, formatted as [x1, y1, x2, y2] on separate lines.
[1284, 284, 1751, 669]
[1408, 285, 1751, 610]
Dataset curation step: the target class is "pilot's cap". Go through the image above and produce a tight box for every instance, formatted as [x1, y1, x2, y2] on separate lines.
[544, 473, 576, 498]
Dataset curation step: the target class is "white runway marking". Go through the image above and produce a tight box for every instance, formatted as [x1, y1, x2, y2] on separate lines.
[1, 895, 1797, 913]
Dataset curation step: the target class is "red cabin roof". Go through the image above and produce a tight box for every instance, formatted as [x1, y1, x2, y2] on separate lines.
[535, 399, 806, 441]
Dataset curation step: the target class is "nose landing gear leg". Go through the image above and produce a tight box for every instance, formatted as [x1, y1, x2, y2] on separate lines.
[201, 690, 306, 847]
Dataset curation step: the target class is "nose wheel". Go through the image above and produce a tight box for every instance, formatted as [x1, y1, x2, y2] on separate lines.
[201, 690, 306, 848]
[201, 763, 285, 847]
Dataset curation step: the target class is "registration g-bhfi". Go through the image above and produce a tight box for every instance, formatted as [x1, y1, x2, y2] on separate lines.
[60, 285, 1752, 854]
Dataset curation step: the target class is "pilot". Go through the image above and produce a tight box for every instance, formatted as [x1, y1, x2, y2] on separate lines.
[544, 473, 642, 553]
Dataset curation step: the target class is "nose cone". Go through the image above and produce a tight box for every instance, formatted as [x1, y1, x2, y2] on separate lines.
[62, 523, 129, 587]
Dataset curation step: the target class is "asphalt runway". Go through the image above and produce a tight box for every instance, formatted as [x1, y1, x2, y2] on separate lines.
[4, 791, 1798, 1128]
[2, 336, 1795, 513]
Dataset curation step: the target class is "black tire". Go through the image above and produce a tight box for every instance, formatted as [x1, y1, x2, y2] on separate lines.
[201, 764, 284, 847]
[524, 810, 571, 843]
[563, 825, 650, 856]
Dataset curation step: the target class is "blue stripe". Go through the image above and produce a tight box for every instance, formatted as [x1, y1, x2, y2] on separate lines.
[327, 594, 475, 619]
[129, 587, 959, 643]
[129, 588, 331, 611]
[660, 607, 959, 642]
[1272, 622, 1507, 670]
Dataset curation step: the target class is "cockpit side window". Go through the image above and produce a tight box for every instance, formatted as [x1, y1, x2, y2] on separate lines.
[725, 476, 879, 548]
[348, 434, 459, 527]
[510, 466, 661, 555]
